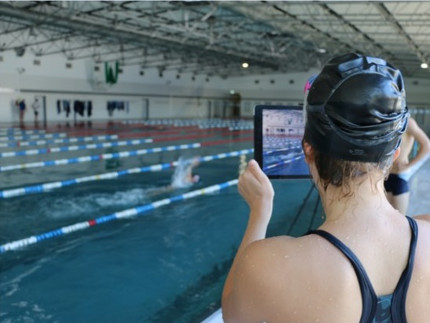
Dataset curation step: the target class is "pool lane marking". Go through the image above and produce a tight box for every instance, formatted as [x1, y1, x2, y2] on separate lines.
[0, 135, 120, 148]
[0, 138, 154, 158]
[0, 143, 201, 172]
[0, 179, 239, 254]
[200, 136, 252, 147]
[0, 149, 253, 199]
[0, 135, 253, 172]
[0, 129, 242, 156]
[0, 126, 251, 148]
[62, 124, 200, 137]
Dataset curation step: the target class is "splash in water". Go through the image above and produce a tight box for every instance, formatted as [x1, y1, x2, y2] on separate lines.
[170, 156, 200, 189]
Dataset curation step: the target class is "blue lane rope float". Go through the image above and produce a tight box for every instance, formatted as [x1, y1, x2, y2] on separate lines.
[0, 143, 201, 172]
[123, 118, 254, 129]
[0, 133, 67, 141]
[0, 135, 119, 148]
[0, 148, 253, 199]
[0, 179, 239, 254]
[0, 138, 154, 158]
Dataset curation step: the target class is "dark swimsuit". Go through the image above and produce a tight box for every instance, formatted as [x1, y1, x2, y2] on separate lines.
[384, 174, 409, 196]
[309, 216, 418, 323]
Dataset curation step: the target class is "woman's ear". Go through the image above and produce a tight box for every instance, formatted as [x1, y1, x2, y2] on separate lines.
[393, 147, 401, 161]
[302, 141, 314, 163]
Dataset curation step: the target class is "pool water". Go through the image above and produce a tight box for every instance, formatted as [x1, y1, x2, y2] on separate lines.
[0, 122, 323, 323]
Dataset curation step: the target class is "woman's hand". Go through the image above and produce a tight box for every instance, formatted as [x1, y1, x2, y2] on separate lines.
[238, 159, 274, 214]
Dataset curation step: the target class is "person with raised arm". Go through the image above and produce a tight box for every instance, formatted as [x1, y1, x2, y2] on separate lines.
[222, 53, 430, 323]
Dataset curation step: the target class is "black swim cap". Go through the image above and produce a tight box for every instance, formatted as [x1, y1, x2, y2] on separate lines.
[305, 52, 409, 162]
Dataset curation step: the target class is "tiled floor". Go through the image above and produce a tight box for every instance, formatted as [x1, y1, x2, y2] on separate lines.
[408, 159, 430, 216]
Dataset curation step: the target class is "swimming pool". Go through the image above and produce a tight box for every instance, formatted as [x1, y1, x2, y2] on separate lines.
[0, 120, 322, 322]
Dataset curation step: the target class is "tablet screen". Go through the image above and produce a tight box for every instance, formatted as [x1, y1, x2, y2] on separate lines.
[254, 105, 311, 179]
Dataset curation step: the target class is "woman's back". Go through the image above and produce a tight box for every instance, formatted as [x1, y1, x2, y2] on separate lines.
[234, 213, 430, 323]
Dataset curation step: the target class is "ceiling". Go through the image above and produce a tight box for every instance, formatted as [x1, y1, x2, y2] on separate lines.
[0, 1, 429, 79]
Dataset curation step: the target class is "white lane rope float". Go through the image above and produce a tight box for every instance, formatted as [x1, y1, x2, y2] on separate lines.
[0, 129, 46, 135]
[0, 149, 253, 199]
[0, 133, 67, 141]
[0, 179, 239, 254]
[0, 143, 201, 172]
[0, 138, 154, 158]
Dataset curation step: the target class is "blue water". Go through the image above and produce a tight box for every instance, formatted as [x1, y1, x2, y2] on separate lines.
[0, 124, 322, 323]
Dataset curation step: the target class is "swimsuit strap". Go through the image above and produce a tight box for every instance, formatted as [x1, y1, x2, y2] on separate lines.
[309, 216, 418, 323]
[391, 216, 418, 322]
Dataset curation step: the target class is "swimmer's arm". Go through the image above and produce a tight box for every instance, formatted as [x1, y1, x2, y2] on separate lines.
[406, 118, 430, 168]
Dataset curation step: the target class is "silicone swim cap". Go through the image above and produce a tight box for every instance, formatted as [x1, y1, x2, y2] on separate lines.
[305, 52, 409, 162]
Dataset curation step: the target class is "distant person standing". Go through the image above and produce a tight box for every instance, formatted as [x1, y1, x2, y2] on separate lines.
[32, 98, 41, 123]
[385, 117, 430, 214]
[16, 98, 26, 123]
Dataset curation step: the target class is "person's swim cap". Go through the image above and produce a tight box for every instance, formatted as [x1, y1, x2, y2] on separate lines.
[305, 52, 409, 162]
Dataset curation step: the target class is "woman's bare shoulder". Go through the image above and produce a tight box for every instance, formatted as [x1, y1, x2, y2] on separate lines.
[242, 234, 341, 275]
[233, 234, 360, 322]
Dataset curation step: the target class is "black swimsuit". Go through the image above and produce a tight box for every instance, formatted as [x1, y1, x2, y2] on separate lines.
[309, 216, 418, 323]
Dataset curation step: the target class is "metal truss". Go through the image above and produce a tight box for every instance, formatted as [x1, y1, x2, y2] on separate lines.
[0, 1, 429, 78]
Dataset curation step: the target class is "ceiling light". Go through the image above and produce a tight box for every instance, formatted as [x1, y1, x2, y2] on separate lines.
[15, 47, 25, 57]
[242, 62, 249, 69]
[421, 62, 428, 69]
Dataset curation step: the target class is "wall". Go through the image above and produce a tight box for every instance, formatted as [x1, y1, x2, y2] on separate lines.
[1, 49, 429, 123]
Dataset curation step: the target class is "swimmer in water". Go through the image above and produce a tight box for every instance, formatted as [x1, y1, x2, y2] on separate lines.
[146, 156, 200, 197]
[170, 156, 200, 188]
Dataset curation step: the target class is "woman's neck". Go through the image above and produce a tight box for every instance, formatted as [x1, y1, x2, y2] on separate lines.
[318, 176, 397, 225]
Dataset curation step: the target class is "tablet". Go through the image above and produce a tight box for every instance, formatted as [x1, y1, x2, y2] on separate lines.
[254, 105, 311, 179]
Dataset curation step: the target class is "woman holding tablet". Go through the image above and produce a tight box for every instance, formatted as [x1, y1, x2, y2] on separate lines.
[222, 53, 430, 323]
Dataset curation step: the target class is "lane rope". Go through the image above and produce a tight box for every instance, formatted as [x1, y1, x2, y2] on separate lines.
[0, 149, 253, 199]
[0, 143, 200, 172]
[0, 133, 67, 141]
[0, 138, 153, 158]
[0, 179, 239, 254]
[0, 129, 46, 134]
[0, 135, 119, 148]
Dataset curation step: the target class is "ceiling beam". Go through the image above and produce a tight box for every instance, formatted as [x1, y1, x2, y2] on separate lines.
[374, 3, 429, 70]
